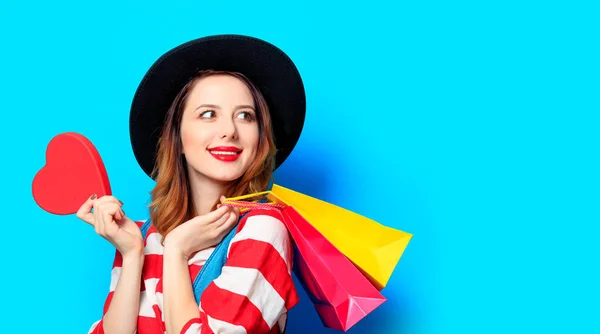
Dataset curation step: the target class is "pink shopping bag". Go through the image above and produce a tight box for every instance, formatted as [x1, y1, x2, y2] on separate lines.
[222, 197, 386, 332]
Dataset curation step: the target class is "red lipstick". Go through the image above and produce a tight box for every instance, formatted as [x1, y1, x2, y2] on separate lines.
[207, 146, 242, 162]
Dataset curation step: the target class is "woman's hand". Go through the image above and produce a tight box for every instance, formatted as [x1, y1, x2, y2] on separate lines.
[163, 202, 239, 260]
[162, 197, 239, 333]
[76, 194, 144, 258]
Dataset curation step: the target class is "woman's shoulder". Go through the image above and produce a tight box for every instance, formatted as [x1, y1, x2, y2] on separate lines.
[229, 208, 293, 272]
[236, 208, 289, 240]
[230, 209, 292, 259]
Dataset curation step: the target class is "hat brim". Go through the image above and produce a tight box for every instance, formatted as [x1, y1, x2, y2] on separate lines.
[129, 34, 306, 179]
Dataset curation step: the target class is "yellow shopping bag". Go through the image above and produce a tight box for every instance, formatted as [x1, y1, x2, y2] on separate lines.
[225, 184, 412, 290]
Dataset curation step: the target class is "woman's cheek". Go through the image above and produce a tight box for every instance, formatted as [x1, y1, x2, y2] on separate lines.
[180, 128, 191, 152]
[180, 126, 199, 154]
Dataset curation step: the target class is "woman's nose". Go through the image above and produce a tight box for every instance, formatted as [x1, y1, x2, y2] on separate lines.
[219, 119, 237, 139]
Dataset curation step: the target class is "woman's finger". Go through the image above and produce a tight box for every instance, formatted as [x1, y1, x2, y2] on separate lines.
[217, 209, 238, 232]
[100, 203, 110, 237]
[102, 207, 118, 237]
[114, 206, 124, 221]
[192, 205, 230, 225]
[95, 195, 124, 207]
[211, 208, 232, 227]
[76, 194, 97, 225]
[93, 201, 102, 236]
[97, 202, 116, 235]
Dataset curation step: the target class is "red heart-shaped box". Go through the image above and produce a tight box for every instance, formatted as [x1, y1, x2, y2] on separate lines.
[32, 132, 111, 215]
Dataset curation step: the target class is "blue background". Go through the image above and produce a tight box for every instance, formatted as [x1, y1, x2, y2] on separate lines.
[2, 0, 598, 333]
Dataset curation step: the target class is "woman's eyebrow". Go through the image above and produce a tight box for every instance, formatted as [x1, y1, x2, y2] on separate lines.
[195, 104, 220, 111]
[235, 105, 255, 111]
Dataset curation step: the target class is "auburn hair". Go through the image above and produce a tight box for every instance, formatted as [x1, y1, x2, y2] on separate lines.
[148, 70, 277, 239]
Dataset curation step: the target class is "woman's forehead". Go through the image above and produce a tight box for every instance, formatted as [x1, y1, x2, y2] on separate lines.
[189, 75, 254, 106]
[191, 75, 253, 101]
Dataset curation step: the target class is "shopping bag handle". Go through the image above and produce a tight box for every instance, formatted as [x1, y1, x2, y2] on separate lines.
[219, 191, 287, 213]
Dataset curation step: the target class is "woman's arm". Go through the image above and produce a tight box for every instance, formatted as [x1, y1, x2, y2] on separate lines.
[162, 247, 203, 334]
[78, 196, 146, 334]
[163, 209, 299, 334]
[88, 245, 144, 334]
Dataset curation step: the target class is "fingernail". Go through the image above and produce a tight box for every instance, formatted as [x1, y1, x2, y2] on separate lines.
[118, 200, 124, 206]
[90, 194, 97, 200]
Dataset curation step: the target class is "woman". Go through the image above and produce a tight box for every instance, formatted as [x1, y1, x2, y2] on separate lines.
[78, 35, 307, 334]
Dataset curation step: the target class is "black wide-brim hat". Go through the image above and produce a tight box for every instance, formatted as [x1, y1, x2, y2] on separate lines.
[129, 34, 306, 179]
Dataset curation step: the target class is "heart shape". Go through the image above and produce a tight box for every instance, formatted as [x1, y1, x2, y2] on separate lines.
[32, 132, 111, 215]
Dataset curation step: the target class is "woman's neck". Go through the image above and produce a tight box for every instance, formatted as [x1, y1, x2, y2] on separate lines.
[187, 168, 230, 216]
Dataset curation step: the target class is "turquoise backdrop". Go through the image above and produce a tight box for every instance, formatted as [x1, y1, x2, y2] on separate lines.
[1, 0, 598, 333]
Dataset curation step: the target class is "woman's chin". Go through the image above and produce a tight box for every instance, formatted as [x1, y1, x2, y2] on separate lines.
[188, 159, 249, 183]
[206, 170, 246, 183]
[213, 175, 242, 183]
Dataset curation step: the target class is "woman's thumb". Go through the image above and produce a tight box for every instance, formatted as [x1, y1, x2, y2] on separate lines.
[76, 194, 97, 225]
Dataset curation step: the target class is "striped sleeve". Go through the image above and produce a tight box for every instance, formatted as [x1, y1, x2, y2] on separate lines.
[88, 221, 145, 334]
[180, 209, 299, 334]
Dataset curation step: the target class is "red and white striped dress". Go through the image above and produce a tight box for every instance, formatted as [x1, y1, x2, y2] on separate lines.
[88, 209, 299, 334]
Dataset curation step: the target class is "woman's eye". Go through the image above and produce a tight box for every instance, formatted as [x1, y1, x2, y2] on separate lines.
[238, 111, 255, 120]
[200, 110, 215, 118]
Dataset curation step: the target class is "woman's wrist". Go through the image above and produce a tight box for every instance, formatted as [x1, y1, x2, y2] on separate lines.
[164, 238, 189, 262]
[122, 247, 145, 267]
